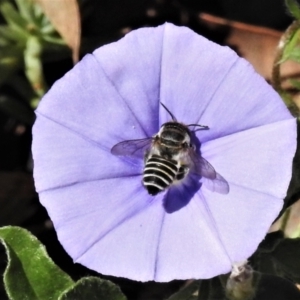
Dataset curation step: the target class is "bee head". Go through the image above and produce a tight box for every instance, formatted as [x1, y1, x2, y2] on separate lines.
[159, 122, 191, 147]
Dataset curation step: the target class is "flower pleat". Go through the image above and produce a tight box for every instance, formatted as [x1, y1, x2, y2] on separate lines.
[201, 118, 295, 198]
[157, 25, 292, 143]
[33, 115, 143, 192]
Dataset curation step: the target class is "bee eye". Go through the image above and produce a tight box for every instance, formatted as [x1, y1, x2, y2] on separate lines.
[182, 142, 189, 148]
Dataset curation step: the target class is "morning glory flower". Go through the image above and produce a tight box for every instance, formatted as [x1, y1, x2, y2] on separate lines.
[32, 23, 296, 282]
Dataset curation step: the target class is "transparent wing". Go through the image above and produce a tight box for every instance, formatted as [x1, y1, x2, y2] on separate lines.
[111, 138, 153, 159]
[188, 149, 229, 194]
[201, 173, 230, 194]
[188, 149, 217, 180]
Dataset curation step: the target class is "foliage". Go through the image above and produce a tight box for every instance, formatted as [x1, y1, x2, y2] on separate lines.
[0, 226, 127, 300]
[272, 0, 300, 116]
[0, 0, 71, 108]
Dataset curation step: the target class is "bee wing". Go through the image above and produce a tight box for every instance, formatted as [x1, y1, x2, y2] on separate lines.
[201, 173, 230, 194]
[188, 150, 217, 180]
[111, 138, 153, 159]
[188, 149, 229, 194]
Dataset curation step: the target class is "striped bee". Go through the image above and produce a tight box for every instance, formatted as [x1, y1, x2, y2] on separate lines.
[111, 103, 229, 196]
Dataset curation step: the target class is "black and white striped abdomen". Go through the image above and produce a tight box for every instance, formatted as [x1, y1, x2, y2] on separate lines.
[143, 154, 186, 195]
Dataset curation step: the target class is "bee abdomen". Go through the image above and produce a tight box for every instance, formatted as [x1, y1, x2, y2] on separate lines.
[143, 155, 178, 195]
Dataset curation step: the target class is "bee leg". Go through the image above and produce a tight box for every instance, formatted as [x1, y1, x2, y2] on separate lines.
[176, 166, 189, 181]
[144, 150, 150, 163]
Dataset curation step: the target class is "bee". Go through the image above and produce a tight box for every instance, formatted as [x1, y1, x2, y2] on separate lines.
[111, 103, 229, 196]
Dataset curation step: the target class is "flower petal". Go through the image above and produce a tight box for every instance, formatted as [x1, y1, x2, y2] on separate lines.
[36, 25, 168, 148]
[36, 53, 152, 150]
[39, 178, 286, 282]
[32, 114, 142, 192]
[201, 118, 296, 198]
[154, 186, 284, 282]
[200, 185, 283, 266]
[73, 183, 279, 282]
[158, 23, 292, 143]
[39, 177, 153, 264]
[76, 196, 230, 282]
[76, 197, 165, 282]
[93, 26, 166, 137]
[155, 192, 232, 281]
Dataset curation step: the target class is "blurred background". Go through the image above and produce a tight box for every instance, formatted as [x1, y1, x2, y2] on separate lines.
[0, 0, 299, 299]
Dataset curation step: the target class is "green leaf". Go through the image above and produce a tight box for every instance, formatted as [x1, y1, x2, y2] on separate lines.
[42, 35, 65, 45]
[167, 280, 200, 300]
[40, 22, 56, 35]
[282, 121, 300, 211]
[254, 272, 300, 300]
[271, 238, 300, 282]
[290, 79, 300, 90]
[0, 36, 9, 46]
[0, 226, 74, 300]
[198, 277, 225, 300]
[226, 271, 300, 300]
[280, 30, 300, 63]
[58, 277, 127, 300]
[0, 1, 30, 38]
[14, 0, 36, 25]
[286, 0, 300, 20]
[0, 44, 23, 61]
[251, 231, 300, 283]
[24, 35, 47, 101]
[287, 47, 300, 63]
[0, 45, 23, 86]
[256, 231, 284, 252]
[0, 25, 27, 44]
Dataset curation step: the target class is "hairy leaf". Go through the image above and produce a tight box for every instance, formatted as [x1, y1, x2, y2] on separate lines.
[251, 231, 300, 283]
[198, 277, 225, 300]
[0, 226, 73, 300]
[167, 280, 200, 300]
[253, 272, 300, 300]
[286, 0, 300, 20]
[58, 277, 126, 300]
[281, 120, 300, 214]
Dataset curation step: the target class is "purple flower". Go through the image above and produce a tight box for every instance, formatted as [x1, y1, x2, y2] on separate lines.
[32, 23, 296, 282]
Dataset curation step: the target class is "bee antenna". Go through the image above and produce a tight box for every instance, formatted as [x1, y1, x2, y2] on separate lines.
[160, 102, 177, 121]
[187, 124, 209, 130]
